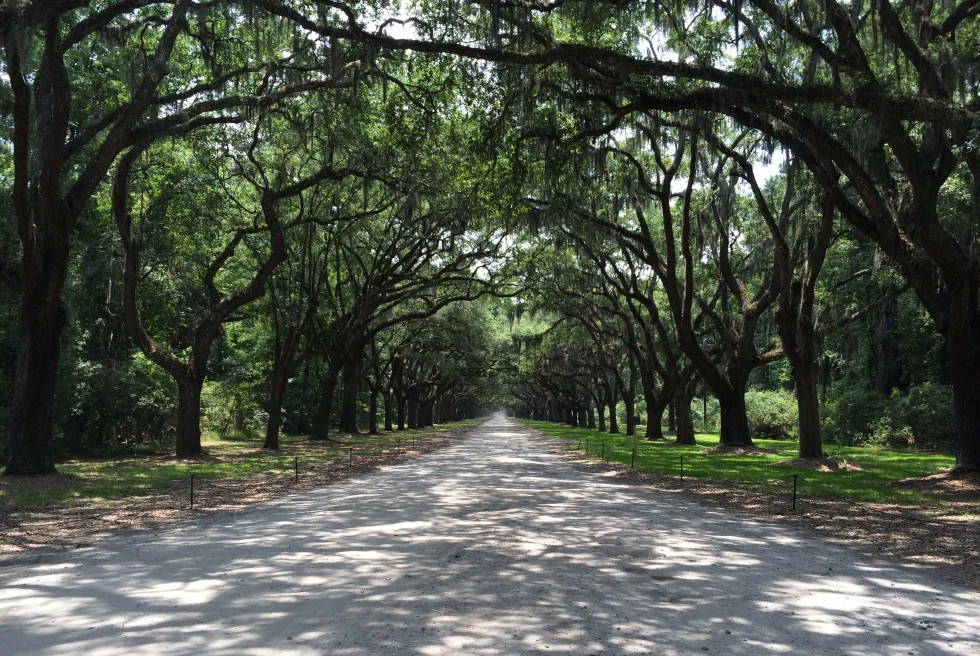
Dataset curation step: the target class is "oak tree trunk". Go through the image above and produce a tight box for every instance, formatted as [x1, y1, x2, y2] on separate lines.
[796, 362, 823, 458]
[383, 392, 394, 431]
[949, 284, 980, 473]
[176, 377, 205, 457]
[4, 296, 65, 476]
[311, 366, 340, 441]
[264, 368, 288, 450]
[338, 357, 361, 434]
[646, 398, 669, 441]
[674, 393, 696, 446]
[607, 388, 618, 434]
[718, 385, 753, 446]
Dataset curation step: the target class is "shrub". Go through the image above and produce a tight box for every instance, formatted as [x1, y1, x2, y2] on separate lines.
[822, 383, 954, 451]
[821, 389, 884, 446]
[745, 389, 798, 440]
[54, 352, 178, 456]
[896, 383, 954, 451]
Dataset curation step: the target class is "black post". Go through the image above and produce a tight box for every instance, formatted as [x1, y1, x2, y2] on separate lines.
[586, 439, 589, 456]
[294, 456, 298, 482]
[680, 455, 684, 481]
[190, 474, 195, 510]
[631, 447, 636, 468]
[601, 442, 605, 460]
[349, 448, 353, 469]
[792, 474, 798, 511]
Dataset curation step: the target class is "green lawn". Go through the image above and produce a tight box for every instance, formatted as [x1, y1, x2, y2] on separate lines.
[518, 419, 967, 507]
[0, 420, 482, 508]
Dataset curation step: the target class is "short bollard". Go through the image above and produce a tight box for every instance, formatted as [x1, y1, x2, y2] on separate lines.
[586, 439, 589, 456]
[792, 474, 798, 510]
[349, 448, 353, 469]
[190, 474, 195, 510]
[680, 455, 684, 481]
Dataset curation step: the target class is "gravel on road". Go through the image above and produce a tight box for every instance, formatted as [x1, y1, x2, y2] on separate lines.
[1, 416, 978, 655]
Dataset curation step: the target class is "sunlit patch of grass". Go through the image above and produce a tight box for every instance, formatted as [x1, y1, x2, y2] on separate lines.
[0, 419, 482, 508]
[518, 420, 961, 506]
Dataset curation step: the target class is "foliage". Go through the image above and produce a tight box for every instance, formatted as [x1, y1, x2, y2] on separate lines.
[744, 390, 798, 441]
[823, 384, 955, 451]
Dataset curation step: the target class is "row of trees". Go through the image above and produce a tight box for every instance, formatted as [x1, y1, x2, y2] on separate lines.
[506, 123, 918, 460]
[0, 1, 517, 474]
[2, 1, 977, 472]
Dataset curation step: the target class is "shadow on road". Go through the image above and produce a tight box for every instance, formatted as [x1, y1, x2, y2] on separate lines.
[1, 417, 977, 655]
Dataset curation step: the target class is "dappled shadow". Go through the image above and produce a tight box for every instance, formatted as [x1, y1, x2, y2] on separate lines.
[1, 417, 978, 655]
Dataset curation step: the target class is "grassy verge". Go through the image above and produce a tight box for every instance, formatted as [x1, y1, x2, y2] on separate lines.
[0, 420, 483, 508]
[518, 419, 965, 506]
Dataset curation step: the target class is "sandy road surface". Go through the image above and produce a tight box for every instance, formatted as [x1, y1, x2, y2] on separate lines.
[1, 416, 978, 655]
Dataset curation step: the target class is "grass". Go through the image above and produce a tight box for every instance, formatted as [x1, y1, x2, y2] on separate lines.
[518, 419, 966, 507]
[0, 420, 483, 508]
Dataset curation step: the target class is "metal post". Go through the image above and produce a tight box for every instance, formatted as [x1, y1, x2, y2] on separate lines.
[349, 448, 353, 469]
[680, 455, 684, 481]
[190, 474, 195, 510]
[586, 439, 589, 456]
[294, 456, 298, 482]
[631, 447, 636, 468]
[792, 474, 798, 510]
[601, 442, 605, 460]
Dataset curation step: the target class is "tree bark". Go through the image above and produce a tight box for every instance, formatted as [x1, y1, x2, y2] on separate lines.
[383, 391, 394, 431]
[646, 398, 669, 441]
[310, 365, 340, 441]
[949, 284, 980, 473]
[717, 386, 753, 446]
[397, 393, 407, 430]
[674, 393, 696, 445]
[338, 356, 362, 434]
[796, 362, 823, 458]
[3, 298, 65, 475]
[368, 387, 379, 434]
[624, 392, 636, 437]
[176, 377, 205, 457]
[607, 385, 619, 433]
[407, 389, 419, 429]
[264, 367, 288, 450]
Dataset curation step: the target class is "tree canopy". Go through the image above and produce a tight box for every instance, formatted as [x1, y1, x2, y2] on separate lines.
[1, 0, 977, 475]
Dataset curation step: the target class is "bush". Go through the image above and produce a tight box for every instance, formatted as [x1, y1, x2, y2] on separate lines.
[54, 352, 178, 456]
[691, 395, 720, 433]
[821, 389, 884, 446]
[745, 389, 798, 440]
[822, 383, 954, 451]
[896, 383, 954, 450]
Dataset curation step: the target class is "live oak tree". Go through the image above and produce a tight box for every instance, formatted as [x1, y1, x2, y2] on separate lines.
[260, 0, 980, 467]
[0, 0, 355, 473]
